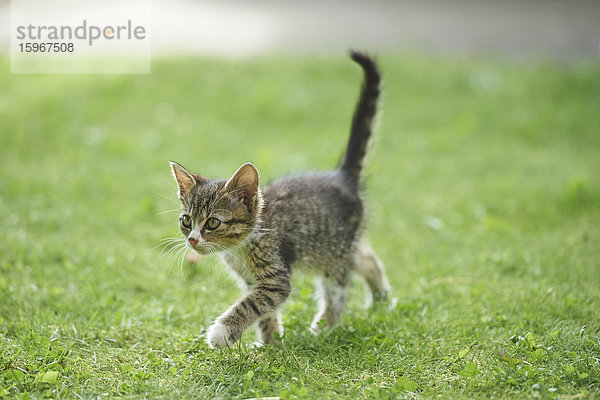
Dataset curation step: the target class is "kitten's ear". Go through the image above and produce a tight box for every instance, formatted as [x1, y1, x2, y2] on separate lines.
[225, 162, 259, 207]
[170, 161, 197, 199]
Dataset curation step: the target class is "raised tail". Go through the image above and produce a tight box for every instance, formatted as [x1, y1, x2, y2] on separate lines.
[339, 50, 381, 187]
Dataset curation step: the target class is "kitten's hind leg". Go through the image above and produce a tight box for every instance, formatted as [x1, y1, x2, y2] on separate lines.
[311, 273, 348, 332]
[256, 310, 283, 345]
[352, 241, 391, 307]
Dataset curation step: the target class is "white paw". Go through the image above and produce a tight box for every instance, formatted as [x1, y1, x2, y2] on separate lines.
[206, 320, 234, 349]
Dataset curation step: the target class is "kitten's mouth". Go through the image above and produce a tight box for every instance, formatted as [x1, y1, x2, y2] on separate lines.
[187, 242, 213, 255]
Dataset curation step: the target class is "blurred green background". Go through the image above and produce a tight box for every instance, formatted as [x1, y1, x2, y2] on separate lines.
[1, 52, 599, 398]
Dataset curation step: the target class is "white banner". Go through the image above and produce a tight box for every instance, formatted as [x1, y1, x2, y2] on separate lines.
[11, 0, 151, 74]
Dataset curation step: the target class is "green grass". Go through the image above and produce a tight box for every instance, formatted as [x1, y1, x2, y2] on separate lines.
[1, 53, 599, 399]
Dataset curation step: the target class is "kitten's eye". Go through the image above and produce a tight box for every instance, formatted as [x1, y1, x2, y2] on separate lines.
[205, 217, 221, 230]
[181, 214, 192, 229]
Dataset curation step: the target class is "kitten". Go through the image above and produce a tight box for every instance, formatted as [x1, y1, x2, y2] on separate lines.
[170, 51, 390, 349]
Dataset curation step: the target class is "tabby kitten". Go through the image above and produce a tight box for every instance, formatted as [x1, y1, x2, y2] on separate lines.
[170, 51, 390, 349]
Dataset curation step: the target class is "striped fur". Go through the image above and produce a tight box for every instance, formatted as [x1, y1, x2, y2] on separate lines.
[171, 51, 390, 349]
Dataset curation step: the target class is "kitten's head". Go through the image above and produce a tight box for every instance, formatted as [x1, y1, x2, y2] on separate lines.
[170, 161, 261, 254]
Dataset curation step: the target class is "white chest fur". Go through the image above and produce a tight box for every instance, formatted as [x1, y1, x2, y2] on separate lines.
[220, 251, 257, 287]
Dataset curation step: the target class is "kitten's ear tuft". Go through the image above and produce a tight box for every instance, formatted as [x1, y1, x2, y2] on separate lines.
[225, 162, 259, 207]
[170, 161, 196, 199]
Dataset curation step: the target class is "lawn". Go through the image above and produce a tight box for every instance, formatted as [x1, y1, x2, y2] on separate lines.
[0, 53, 599, 399]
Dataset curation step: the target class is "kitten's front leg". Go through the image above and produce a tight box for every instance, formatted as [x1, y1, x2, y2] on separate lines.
[206, 278, 291, 349]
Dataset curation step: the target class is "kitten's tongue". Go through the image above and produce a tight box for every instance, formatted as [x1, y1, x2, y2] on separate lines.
[186, 252, 200, 264]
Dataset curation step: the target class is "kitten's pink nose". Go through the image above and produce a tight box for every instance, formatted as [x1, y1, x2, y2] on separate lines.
[188, 237, 199, 246]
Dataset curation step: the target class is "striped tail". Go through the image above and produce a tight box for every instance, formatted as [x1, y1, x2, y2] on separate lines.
[339, 50, 381, 188]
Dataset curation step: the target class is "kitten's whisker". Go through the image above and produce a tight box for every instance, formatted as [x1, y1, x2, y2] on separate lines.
[159, 246, 175, 261]
[165, 245, 182, 273]
[158, 236, 183, 242]
[162, 243, 187, 262]
[168, 245, 188, 274]
[209, 243, 230, 254]
[206, 241, 226, 249]
[163, 242, 188, 271]
[154, 237, 186, 252]
[157, 238, 186, 246]
[156, 209, 180, 216]
[178, 246, 189, 281]
[155, 236, 185, 246]
[164, 249, 182, 271]
[154, 191, 180, 206]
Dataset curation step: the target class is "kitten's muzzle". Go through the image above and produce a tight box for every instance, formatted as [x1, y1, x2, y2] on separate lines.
[188, 237, 199, 247]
